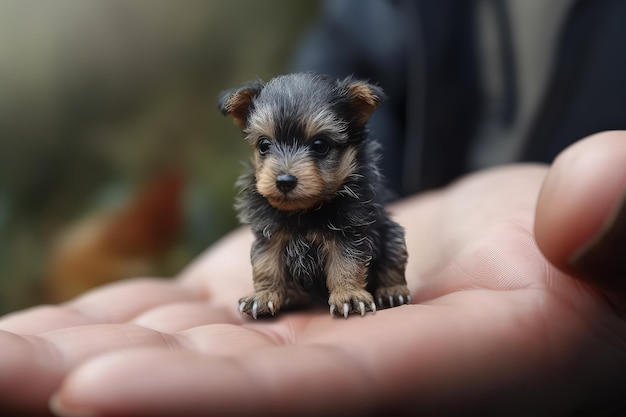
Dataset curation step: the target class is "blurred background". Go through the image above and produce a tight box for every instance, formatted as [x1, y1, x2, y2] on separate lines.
[0, 0, 319, 314]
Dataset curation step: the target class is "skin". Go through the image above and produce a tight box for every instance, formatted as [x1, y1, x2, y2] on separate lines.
[1, 131, 626, 416]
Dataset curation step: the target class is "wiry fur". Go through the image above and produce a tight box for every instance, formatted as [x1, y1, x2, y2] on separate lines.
[219, 73, 410, 318]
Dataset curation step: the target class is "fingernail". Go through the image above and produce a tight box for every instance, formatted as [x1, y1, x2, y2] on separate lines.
[569, 190, 626, 289]
[49, 394, 99, 417]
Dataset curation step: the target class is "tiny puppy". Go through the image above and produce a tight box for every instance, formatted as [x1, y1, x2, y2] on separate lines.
[218, 72, 410, 319]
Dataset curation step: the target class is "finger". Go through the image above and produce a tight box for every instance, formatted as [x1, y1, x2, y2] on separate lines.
[132, 301, 243, 332]
[0, 278, 199, 334]
[0, 324, 184, 414]
[535, 131, 626, 293]
[51, 346, 379, 417]
[68, 278, 201, 323]
[0, 330, 65, 416]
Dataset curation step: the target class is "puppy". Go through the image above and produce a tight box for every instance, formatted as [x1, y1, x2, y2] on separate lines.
[218, 72, 410, 318]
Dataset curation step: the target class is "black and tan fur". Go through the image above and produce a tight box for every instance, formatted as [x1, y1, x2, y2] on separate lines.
[218, 73, 410, 318]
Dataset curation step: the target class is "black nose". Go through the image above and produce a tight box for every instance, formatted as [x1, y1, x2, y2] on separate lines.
[276, 174, 298, 193]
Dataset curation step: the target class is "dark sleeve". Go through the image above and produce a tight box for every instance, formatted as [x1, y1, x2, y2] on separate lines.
[522, 0, 626, 162]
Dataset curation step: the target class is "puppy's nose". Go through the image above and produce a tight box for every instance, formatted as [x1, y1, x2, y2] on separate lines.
[276, 174, 298, 193]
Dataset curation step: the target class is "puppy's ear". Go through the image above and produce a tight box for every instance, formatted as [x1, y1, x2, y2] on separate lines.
[217, 79, 265, 129]
[338, 76, 386, 126]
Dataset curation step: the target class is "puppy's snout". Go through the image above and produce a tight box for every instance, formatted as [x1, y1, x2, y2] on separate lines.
[276, 173, 298, 193]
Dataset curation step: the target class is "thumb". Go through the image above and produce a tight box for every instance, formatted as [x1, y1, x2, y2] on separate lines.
[535, 131, 626, 294]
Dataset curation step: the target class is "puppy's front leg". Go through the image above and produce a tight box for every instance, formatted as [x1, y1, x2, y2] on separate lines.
[323, 237, 376, 318]
[239, 235, 288, 319]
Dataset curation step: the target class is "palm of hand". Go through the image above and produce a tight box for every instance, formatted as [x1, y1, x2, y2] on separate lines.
[1, 163, 625, 417]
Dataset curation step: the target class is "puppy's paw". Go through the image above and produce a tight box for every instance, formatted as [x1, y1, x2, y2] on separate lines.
[238, 291, 284, 319]
[374, 285, 411, 309]
[328, 289, 376, 319]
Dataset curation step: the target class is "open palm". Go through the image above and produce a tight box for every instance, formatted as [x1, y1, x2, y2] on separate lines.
[1, 133, 626, 417]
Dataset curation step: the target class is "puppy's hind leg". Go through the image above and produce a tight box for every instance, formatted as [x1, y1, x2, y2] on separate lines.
[372, 217, 411, 309]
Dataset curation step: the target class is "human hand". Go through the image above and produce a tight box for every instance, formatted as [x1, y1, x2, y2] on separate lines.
[1, 132, 625, 416]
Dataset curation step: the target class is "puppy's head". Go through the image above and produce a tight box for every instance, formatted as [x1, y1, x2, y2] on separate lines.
[219, 73, 384, 212]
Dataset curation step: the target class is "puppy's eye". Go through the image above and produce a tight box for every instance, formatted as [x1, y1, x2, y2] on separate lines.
[310, 139, 330, 156]
[258, 138, 272, 156]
